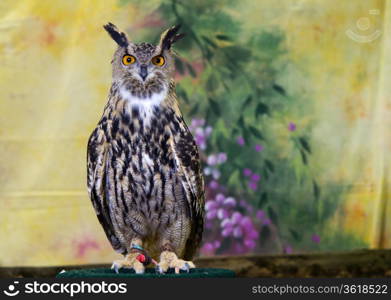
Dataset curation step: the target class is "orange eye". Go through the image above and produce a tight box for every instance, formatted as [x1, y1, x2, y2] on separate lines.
[151, 55, 165, 66]
[122, 55, 136, 65]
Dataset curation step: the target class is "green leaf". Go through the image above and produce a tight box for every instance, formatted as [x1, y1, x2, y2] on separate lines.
[188, 104, 199, 116]
[227, 169, 240, 189]
[249, 126, 264, 140]
[260, 226, 271, 240]
[299, 137, 311, 154]
[263, 168, 269, 180]
[205, 47, 213, 61]
[216, 134, 226, 150]
[214, 118, 230, 138]
[273, 84, 286, 96]
[238, 116, 245, 129]
[300, 149, 308, 165]
[209, 98, 220, 116]
[265, 160, 275, 172]
[241, 95, 253, 109]
[222, 46, 251, 63]
[216, 34, 231, 41]
[267, 206, 279, 226]
[313, 180, 320, 200]
[242, 127, 251, 144]
[175, 59, 185, 75]
[255, 102, 269, 118]
[176, 86, 189, 103]
[258, 193, 268, 208]
[289, 229, 301, 242]
[206, 73, 218, 92]
[186, 62, 197, 77]
[201, 35, 217, 48]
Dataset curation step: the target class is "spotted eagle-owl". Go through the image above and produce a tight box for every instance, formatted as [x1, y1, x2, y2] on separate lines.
[87, 23, 204, 274]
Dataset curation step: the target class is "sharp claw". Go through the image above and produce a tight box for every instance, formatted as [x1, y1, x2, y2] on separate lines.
[179, 262, 190, 272]
[155, 265, 163, 274]
[111, 263, 120, 274]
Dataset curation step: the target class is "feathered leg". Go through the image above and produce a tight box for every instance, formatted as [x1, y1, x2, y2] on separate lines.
[111, 238, 156, 274]
[156, 241, 195, 274]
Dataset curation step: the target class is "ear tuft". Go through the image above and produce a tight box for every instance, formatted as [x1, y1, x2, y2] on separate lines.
[159, 24, 185, 51]
[103, 22, 129, 47]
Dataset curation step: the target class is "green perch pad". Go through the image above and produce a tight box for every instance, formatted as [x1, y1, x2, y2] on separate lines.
[57, 268, 235, 278]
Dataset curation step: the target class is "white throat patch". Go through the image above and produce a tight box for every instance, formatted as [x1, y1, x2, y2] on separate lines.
[120, 86, 167, 126]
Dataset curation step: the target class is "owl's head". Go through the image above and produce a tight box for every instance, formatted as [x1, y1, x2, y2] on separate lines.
[104, 23, 184, 99]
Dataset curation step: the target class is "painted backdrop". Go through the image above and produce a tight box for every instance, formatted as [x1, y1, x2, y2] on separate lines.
[1, 0, 391, 266]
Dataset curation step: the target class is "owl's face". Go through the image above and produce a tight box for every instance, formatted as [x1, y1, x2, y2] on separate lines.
[104, 23, 184, 99]
[112, 43, 173, 98]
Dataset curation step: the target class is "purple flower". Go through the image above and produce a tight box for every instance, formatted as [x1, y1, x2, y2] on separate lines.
[256, 210, 265, 220]
[248, 182, 258, 191]
[195, 135, 206, 149]
[234, 243, 244, 254]
[215, 193, 225, 203]
[208, 180, 219, 189]
[244, 239, 256, 249]
[231, 212, 243, 224]
[251, 173, 261, 182]
[205, 201, 217, 211]
[205, 221, 213, 229]
[217, 208, 229, 219]
[220, 218, 232, 228]
[288, 122, 296, 131]
[212, 169, 221, 179]
[217, 152, 227, 164]
[205, 126, 212, 136]
[233, 226, 243, 238]
[284, 245, 293, 254]
[247, 229, 259, 239]
[243, 168, 252, 177]
[311, 234, 321, 244]
[201, 242, 214, 254]
[236, 136, 245, 146]
[222, 226, 233, 237]
[207, 154, 218, 166]
[255, 144, 264, 152]
[223, 197, 236, 207]
[213, 240, 221, 249]
[262, 218, 271, 226]
[240, 216, 252, 228]
[206, 210, 217, 220]
[191, 118, 205, 127]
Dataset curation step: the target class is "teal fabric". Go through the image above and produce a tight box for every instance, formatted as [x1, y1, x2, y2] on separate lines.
[57, 268, 235, 278]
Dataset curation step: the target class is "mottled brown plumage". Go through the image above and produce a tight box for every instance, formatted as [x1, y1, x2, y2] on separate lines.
[87, 23, 204, 273]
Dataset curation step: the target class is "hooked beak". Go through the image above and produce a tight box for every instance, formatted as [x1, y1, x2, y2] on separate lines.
[139, 65, 148, 81]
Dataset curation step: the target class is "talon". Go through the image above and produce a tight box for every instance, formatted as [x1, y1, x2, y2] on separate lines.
[184, 262, 190, 272]
[155, 265, 163, 274]
[111, 262, 120, 274]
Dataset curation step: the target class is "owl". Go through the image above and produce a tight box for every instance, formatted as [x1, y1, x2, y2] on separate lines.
[87, 23, 205, 274]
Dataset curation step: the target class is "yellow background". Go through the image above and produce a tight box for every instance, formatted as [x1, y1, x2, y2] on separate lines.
[0, 0, 390, 266]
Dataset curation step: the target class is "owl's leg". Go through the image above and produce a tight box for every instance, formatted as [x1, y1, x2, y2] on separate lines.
[111, 238, 155, 274]
[156, 242, 195, 274]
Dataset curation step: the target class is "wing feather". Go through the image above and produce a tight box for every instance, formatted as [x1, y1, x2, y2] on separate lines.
[87, 128, 126, 254]
[170, 117, 205, 259]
